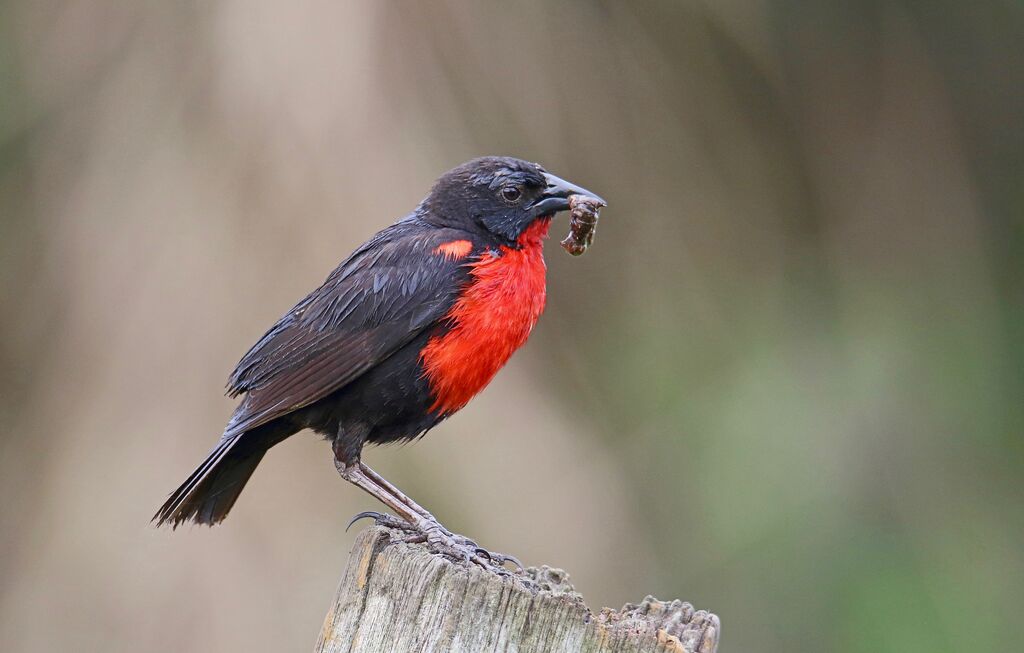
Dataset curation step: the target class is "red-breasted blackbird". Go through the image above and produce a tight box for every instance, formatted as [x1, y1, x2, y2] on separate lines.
[154, 156, 604, 567]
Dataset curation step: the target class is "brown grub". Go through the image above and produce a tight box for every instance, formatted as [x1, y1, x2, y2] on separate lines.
[560, 194, 605, 256]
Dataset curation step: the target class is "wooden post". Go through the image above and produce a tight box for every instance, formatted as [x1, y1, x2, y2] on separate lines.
[315, 525, 720, 653]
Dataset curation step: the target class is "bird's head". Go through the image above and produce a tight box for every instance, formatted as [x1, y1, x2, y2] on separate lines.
[420, 156, 605, 246]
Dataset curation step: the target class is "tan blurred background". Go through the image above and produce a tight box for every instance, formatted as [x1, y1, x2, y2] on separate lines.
[2, 1, 1022, 651]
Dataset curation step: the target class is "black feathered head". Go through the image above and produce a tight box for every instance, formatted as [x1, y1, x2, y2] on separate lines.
[419, 156, 604, 246]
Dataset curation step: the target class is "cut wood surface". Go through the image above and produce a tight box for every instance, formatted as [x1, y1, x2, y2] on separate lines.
[315, 525, 720, 653]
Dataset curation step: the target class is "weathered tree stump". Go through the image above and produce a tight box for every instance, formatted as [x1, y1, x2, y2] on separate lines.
[315, 525, 720, 653]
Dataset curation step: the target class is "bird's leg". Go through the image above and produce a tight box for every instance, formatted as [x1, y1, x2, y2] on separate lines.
[355, 463, 522, 570]
[336, 459, 494, 567]
[334, 459, 422, 527]
[357, 462, 451, 534]
[334, 449, 521, 573]
[358, 462, 524, 573]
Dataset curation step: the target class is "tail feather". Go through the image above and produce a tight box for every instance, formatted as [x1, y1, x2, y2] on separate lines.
[161, 438, 237, 511]
[154, 437, 266, 528]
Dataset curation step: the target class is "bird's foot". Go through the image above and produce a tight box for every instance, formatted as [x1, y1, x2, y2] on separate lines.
[411, 521, 524, 575]
[346, 511, 523, 575]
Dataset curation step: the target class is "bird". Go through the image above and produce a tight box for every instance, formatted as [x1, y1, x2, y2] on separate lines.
[154, 156, 604, 567]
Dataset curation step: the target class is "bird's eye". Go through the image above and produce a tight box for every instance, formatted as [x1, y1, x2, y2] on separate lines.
[501, 185, 522, 203]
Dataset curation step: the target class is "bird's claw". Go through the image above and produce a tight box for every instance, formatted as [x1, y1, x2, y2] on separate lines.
[346, 510, 412, 532]
[472, 547, 524, 572]
[346, 510, 382, 531]
[483, 549, 525, 572]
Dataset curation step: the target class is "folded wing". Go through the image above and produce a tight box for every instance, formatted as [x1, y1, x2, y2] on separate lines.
[222, 221, 470, 441]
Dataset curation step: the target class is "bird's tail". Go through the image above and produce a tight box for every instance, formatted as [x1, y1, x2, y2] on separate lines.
[153, 437, 267, 528]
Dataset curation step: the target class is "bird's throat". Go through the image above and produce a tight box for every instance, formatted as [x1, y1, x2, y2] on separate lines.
[517, 216, 552, 248]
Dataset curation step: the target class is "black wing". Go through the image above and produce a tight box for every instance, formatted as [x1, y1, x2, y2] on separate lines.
[221, 219, 471, 440]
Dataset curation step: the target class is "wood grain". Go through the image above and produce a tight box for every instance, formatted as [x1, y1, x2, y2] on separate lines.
[315, 525, 720, 653]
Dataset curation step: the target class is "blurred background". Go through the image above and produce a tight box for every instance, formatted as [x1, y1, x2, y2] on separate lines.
[1, 1, 1022, 651]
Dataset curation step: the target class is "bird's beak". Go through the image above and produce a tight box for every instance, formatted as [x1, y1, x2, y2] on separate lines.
[529, 172, 606, 218]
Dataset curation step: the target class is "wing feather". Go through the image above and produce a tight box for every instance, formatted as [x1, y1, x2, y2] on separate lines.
[221, 221, 472, 440]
